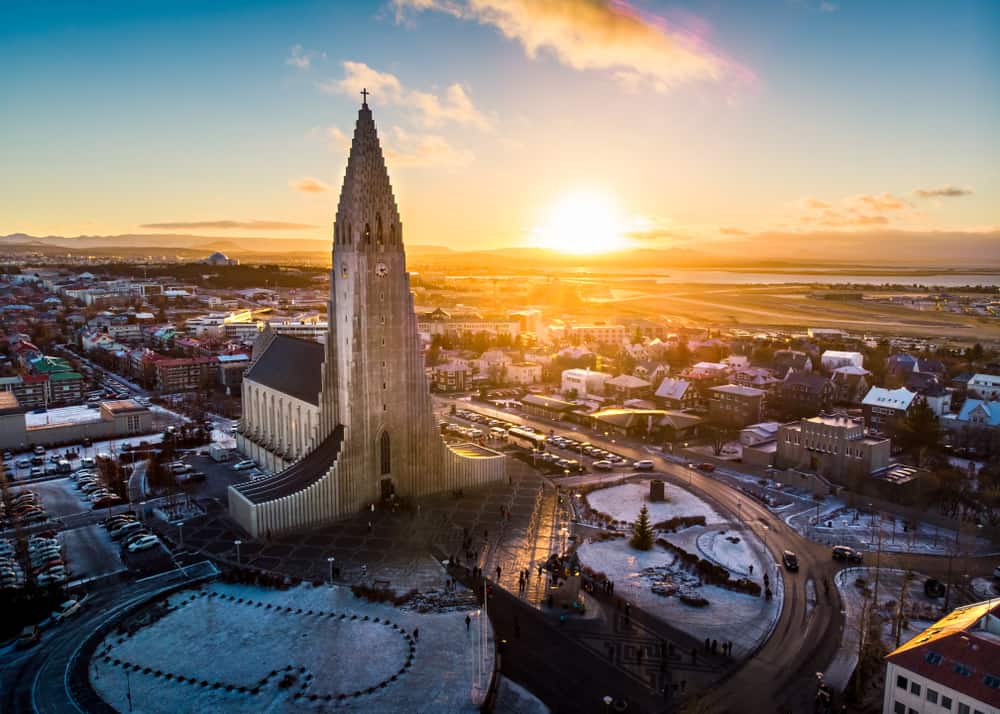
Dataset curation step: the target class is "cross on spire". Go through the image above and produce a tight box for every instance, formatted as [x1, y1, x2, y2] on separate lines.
[361, 87, 369, 106]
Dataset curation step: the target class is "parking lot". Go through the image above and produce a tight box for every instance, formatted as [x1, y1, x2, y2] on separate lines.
[58, 524, 124, 584]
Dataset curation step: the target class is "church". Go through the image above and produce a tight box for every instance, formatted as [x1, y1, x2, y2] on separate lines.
[228, 98, 505, 538]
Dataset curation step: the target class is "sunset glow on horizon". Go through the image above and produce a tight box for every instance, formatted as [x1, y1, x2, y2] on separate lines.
[0, 1, 996, 259]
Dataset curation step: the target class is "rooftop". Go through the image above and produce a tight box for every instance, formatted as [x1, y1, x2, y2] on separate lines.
[447, 442, 505, 459]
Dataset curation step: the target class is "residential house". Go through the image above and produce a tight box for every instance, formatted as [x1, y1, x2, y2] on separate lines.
[775, 413, 890, 486]
[654, 378, 698, 411]
[831, 365, 872, 405]
[605, 374, 653, 402]
[820, 350, 864, 372]
[777, 372, 835, 419]
[633, 361, 669, 385]
[967, 374, 1000, 401]
[862, 386, 921, 437]
[431, 362, 471, 393]
[772, 349, 812, 378]
[708, 384, 766, 428]
[561, 368, 612, 398]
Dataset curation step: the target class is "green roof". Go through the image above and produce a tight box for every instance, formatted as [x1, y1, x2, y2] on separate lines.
[49, 371, 83, 381]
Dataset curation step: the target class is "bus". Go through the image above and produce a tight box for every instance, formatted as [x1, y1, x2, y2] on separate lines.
[506, 427, 546, 451]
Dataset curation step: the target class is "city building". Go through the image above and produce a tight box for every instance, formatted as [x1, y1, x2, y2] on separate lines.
[154, 356, 218, 393]
[773, 349, 813, 378]
[820, 350, 864, 372]
[883, 600, 1000, 714]
[217, 353, 250, 394]
[775, 413, 890, 484]
[831, 365, 873, 405]
[506, 362, 543, 386]
[431, 362, 472, 392]
[417, 309, 520, 339]
[561, 368, 613, 398]
[0, 396, 152, 451]
[564, 323, 627, 346]
[708, 384, 766, 428]
[230, 101, 504, 538]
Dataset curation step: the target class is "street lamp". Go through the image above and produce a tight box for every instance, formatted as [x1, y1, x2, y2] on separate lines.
[327, 556, 336, 586]
[234, 539, 242, 566]
[178, 522, 184, 550]
[603, 695, 613, 713]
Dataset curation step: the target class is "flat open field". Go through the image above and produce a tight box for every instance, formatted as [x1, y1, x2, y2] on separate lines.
[598, 284, 1000, 343]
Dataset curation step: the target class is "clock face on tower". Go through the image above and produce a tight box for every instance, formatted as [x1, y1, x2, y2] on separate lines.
[375, 262, 388, 278]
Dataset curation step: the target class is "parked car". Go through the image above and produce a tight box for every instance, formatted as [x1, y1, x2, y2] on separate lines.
[110, 521, 143, 540]
[92, 496, 124, 509]
[696, 463, 716, 473]
[16, 625, 40, 649]
[633, 460, 655, 471]
[232, 460, 256, 471]
[782, 550, 799, 571]
[16, 458, 32, 468]
[593, 460, 614, 471]
[33, 446, 45, 456]
[127, 535, 160, 553]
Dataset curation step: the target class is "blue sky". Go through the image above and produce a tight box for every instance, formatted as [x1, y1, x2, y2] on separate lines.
[1, 0, 997, 251]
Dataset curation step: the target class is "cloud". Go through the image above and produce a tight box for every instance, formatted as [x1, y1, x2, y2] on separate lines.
[322, 61, 491, 130]
[915, 186, 974, 198]
[383, 126, 474, 168]
[139, 220, 317, 231]
[819, 2, 838, 13]
[849, 192, 907, 211]
[392, 0, 736, 93]
[291, 177, 330, 194]
[286, 44, 325, 71]
[801, 198, 832, 210]
[326, 126, 351, 151]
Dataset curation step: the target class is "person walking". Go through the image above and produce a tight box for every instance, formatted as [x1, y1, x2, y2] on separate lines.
[465, 614, 471, 632]
[413, 627, 419, 641]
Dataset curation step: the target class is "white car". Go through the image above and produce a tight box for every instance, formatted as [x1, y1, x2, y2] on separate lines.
[633, 460, 655, 471]
[232, 460, 256, 471]
[593, 460, 614, 471]
[53, 599, 81, 621]
[110, 521, 143, 540]
[127, 535, 160, 553]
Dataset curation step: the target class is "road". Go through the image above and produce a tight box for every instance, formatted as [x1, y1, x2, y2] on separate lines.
[0, 561, 218, 714]
[435, 397, 996, 712]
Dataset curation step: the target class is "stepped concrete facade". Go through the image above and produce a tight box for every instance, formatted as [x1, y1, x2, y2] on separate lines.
[230, 100, 505, 538]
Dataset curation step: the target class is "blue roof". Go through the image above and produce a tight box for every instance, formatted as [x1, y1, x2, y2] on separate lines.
[957, 399, 1000, 427]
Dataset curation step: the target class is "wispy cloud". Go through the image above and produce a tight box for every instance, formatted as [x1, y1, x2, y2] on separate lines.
[798, 193, 908, 228]
[286, 44, 325, 70]
[290, 177, 330, 194]
[915, 185, 974, 198]
[383, 126, 474, 168]
[819, 2, 838, 13]
[849, 192, 907, 212]
[139, 220, 317, 231]
[392, 0, 738, 93]
[322, 61, 491, 130]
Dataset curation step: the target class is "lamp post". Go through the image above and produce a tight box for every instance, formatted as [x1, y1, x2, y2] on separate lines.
[234, 539, 242, 566]
[178, 522, 184, 550]
[328, 556, 336, 586]
[603, 695, 613, 713]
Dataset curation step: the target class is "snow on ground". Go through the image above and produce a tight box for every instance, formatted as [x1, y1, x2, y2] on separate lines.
[825, 567, 943, 692]
[696, 529, 757, 577]
[788, 499, 993, 556]
[577, 537, 780, 657]
[585, 482, 725, 526]
[971, 577, 1000, 600]
[493, 677, 550, 714]
[90, 581, 493, 713]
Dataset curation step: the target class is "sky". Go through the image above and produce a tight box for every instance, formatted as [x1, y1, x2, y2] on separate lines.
[1, 0, 998, 254]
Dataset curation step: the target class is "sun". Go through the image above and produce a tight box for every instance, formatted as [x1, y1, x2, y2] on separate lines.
[532, 189, 627, 254]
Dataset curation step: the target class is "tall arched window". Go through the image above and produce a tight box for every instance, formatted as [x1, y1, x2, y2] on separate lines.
[380, 431, 391, 475]
[376, 214, 383, 249]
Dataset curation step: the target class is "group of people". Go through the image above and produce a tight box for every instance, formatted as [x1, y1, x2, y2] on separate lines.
[705, 637, 734, 656]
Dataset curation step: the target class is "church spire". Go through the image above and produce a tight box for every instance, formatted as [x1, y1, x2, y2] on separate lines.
[334, 98, 401, 249]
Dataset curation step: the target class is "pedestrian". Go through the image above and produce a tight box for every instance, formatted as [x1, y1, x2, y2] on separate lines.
[370, 503, 375, 513]
[496, 565, 502, 580]
[748, 564, 753, 575]
[465, 614, 471, 631]
[367, 520, 372, 533]
[413, 627, 419, 641]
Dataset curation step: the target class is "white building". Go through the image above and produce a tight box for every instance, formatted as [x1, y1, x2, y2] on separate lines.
[820, 350, 864, 372]
[882, 600, 1000, 714]
[506, 362, 542, 385]
[967, 374, 1000, 401]
[561, 368, 613, 398]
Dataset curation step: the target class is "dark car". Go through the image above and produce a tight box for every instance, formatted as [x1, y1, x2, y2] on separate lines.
[832, 545, 863, 563]
[696, 463, 716, 473]
[924, 578, 946, 598]
[782, 550, 799, 571]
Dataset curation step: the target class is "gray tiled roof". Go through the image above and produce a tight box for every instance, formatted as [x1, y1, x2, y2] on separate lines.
[244, 334, 324, 405]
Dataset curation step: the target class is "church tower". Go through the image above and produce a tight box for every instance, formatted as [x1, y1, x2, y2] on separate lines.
[229, 98, 504, 537]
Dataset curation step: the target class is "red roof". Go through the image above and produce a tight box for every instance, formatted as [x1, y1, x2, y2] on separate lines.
[886, 600, 1000, 707]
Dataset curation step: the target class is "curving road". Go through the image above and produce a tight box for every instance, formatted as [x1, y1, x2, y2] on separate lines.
[437, 398, 996, 712]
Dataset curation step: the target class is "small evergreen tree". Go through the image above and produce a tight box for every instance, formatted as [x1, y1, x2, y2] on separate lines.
[630, 505, 654, 551]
